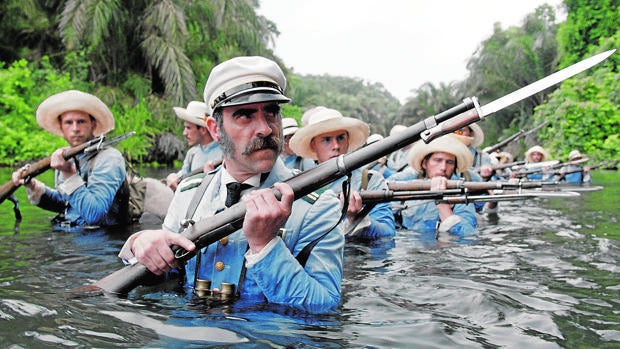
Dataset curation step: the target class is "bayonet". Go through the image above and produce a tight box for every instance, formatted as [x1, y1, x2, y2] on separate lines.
[421, 49, 616, 143]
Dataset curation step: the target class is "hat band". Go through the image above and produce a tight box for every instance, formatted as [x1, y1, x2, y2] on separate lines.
[211, 81, 283, 110]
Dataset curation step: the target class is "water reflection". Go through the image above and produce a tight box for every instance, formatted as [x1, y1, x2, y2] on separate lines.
[0, 168, 618, 347]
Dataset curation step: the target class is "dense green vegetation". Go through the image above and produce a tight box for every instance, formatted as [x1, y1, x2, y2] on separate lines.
[0, 0, 617, 166]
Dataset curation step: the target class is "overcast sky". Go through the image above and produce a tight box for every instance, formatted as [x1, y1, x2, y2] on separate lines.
[257, 0, 566, 104]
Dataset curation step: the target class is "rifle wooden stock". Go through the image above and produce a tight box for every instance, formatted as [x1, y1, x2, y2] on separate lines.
[359, 188, 579, 204]
[514, 159, 594, 177]
[387, 179, 555, 192]
[553, 161, 610, 176]
[490, 160, 525, 171]
[93, 98, 484, 294]
[482, 121, 547, 154]
[0, 132, 135, 205]
[1, 135, 102, 205]
[483, 130, 524, 154]
[179, 159, 224, 181]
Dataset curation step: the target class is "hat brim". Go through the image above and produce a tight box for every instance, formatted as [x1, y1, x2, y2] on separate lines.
[36, 90, 114, 137]
[289, 117, 370, 160]
[283, 126, 298, 137]
[568, 156, 589, 164]
[526, 146, 550, 162]
[215, 87, 291, 112]
[408, 135, 473, 175]
[469, 123, 484, 147]
[173, 107, 206, 127]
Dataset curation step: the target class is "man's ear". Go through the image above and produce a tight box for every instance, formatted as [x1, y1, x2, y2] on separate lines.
[206, 116, 220, 142]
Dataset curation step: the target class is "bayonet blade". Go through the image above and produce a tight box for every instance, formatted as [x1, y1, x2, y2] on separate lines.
[479, 49, 615, 117]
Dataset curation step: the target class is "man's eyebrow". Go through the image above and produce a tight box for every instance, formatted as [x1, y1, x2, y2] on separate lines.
[232, 107, 258, 117]
[263, 103, 280, 113]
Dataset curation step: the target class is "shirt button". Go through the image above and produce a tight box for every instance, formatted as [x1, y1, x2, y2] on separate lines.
[215, 261, 225, 271]
[219, 237, 228, 245]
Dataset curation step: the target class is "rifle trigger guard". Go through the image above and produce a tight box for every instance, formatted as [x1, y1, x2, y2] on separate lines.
[175, 247, 191, 259]
[94, 133, 105, 151]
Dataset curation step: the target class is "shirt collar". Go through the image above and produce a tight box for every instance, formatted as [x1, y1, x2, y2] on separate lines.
[220, 166, 261, 188]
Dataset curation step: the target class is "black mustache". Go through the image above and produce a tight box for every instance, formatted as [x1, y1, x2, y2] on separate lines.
[242, 136, 281, 155]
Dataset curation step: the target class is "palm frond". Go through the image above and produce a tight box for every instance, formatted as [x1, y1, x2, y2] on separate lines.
[141, 35, 197, 104]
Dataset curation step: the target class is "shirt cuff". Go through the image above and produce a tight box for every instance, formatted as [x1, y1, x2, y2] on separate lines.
[438, 214, 461, 233]
[244, 237, 279, 268]
[343, 215, 371, 237]
[58, 174, 85, 195]
[25, 179, 45, 205]
[118, 232, 143, 265]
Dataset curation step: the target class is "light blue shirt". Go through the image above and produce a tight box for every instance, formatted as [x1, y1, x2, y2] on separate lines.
[562, 165, 591, 184]
[389, 172, 477, 237]
[163, 158, 344, 313]
[281, 154, 316, 172]
[177, 142, 223, 177]
[328, 168, 396, 240]
[38, 147, 127, 226]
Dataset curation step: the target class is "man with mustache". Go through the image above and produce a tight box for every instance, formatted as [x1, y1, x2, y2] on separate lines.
[11, 90, 128, 228]
[118, 56, 344, 314]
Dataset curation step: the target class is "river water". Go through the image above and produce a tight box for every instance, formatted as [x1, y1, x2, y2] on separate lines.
[0, 167, 618, 348]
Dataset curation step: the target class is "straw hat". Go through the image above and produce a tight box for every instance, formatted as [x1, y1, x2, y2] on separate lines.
[408, 134, 473, 175]
[203, 56, 291, 115]
[389, 124, 407, 137]
[568, 150, 584, 161]
[497, 151, 514, 163]
[525, 145, 550, 162]
[453, 123, 484, 147]
[36, 90, 114, 137]
[282, 117, 299, 137]
[301, 106, 328, 127]
[366, 133, 384, 145]
[288, 107, 370, 160]
[173, 101, 207, 127]
[568, 150, 589, 163]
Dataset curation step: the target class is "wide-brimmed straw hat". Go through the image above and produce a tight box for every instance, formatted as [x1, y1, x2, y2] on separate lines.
[389, 124, 407, 136]
[203, 56, 291, 115]
[496, 151, 514, 163]
[282, 117, 299, 137]
[452, 123, 484, 147]
[173, 101, 207, 127]
[36, 90, 114, 137]
[408, 134, 473, 175]
[568, 150, 589, 163]
[525, 145, 550, 162]
[301, 106, 328, 127]
[288, 106, 370, 161]
[366, 133, 384, 145]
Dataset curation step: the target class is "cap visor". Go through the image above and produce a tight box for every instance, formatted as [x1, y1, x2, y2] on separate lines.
[218, 89, 291, 110]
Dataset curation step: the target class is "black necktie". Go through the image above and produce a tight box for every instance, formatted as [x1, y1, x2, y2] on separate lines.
[225, 182, 252, 207]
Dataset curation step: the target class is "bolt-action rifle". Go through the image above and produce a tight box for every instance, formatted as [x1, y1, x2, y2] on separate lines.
[90, 49, 615, 295]
[0, 131, 136, 206]
[482, 121, 547, 154]
[513, 159, 610, 178]
[387, 179, 558, 193]
[358, 187, 579, 205]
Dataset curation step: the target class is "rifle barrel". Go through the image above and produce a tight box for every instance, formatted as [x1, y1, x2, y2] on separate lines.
[387, 179, 552, 192]
[93, 98, 482, 294]
[0, 132, 135, 205]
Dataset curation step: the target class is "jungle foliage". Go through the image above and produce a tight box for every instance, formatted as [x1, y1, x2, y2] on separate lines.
[0, 0, 618, 166]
